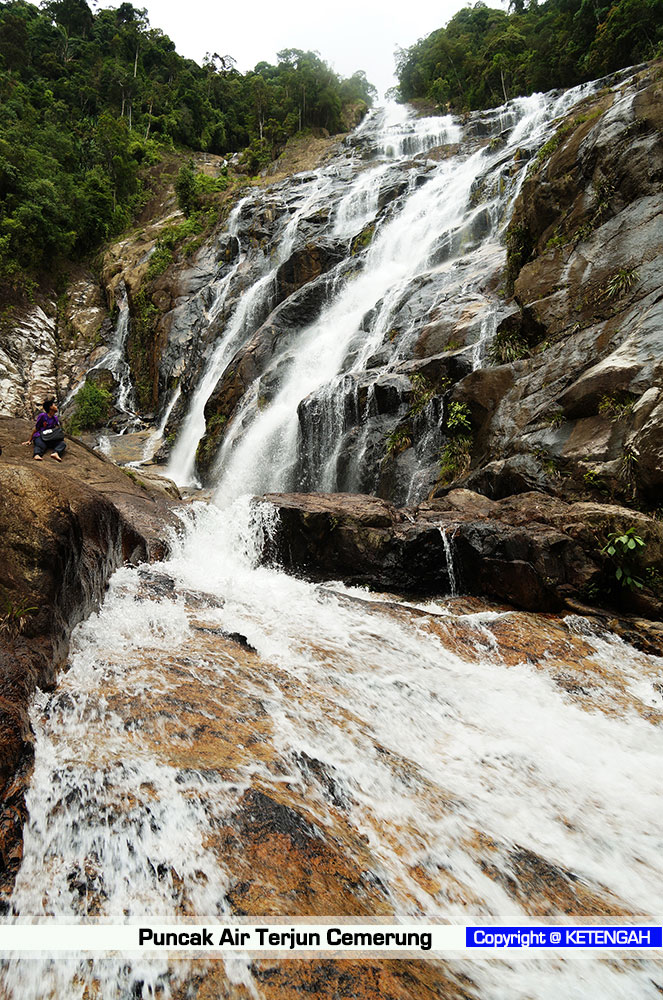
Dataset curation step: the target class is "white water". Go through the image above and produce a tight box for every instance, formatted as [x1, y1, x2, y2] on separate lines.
[3, 500, 663, 998]
[5, 79, 662, 1000]
[139, 384, 182, 464]
[184, 90, 598, 503]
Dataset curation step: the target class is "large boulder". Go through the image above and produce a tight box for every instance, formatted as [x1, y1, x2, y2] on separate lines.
[258, 489, 663, 618]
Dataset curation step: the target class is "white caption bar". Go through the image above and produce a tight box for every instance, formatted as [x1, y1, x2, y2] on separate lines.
[0, 922, 661, 956]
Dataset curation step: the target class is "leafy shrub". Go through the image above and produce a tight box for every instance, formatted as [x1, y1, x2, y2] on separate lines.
[601, 527, 646, 590]
[68, 381, 112, 435]
[175, 161, 199, 216]
[146, 243, 174, 280]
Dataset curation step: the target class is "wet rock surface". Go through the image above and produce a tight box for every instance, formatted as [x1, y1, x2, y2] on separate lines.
[469, 66, 663, 506]
[0, 417, 181, 900]
[260, 489, 663, 622]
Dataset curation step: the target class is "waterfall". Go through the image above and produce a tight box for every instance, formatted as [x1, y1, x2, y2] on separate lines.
[5, 78, 661, 1000]
[440, 527, 459, 596]
[167, 172, 338, 487]
[138, 383, 182, 464]
[177, 90, 593, 505]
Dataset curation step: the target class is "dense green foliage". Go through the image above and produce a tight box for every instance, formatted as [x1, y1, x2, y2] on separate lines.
[396, 0, 663, 110]
[0, 0, 375, 293]
[67, 378, 111, 433]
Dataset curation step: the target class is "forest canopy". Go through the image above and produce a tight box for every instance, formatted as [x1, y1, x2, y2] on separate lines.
[0, 0, 376, 290]
[395, 0, 663, 110]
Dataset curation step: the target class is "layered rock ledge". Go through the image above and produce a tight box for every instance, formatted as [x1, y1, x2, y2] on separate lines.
[259, 489, 663, 622]
[0, 417, 181, 902]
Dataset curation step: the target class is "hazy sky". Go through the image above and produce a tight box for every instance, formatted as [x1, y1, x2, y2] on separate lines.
[98, 0, 492, 97]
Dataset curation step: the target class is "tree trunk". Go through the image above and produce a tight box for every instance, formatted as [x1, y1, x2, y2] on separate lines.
[145, 99, 153, 140]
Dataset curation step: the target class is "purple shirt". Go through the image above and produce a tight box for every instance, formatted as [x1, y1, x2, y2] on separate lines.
[32, 412, 60, 440]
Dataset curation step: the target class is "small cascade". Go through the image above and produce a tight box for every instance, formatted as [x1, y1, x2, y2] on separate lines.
[64, 282, 137, 425]
[472, 310, 498, 370]
[371, 102, 459, 157]
[4, 499, 663, 998]
[332, 162, 391, 238]
[138, 383, 182, 464]
[440, 527, 459, 596]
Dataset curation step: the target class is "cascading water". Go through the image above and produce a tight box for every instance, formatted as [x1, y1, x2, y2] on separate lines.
[165, 88, 601, 504]
[4, 78, 662, 1000]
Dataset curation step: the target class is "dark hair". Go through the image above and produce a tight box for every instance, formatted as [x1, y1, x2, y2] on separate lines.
[43, 396, 56, 412]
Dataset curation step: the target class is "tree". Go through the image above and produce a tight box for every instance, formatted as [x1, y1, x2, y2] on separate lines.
[175, 160, 197, 216]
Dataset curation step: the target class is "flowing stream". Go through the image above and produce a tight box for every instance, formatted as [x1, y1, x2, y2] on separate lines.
[3, 82, 663, 1000]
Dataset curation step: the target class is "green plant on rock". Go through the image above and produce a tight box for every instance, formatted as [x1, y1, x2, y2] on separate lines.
[489, 327, 529, 364]
[0, 599, 38, 639]
[602, 267, 639, 300]
[504, 223, 532, 294]
[195, 413, 228, 470]
[601, 527, 646, 590]
[351, 224, 375, 255]
[530, 118, 576, 172]
[147, 242, 174, 280]
[535, 447, 563, 480]
[583, 468, 606, 492]
[546, 409, 565, 428]
[546, 227, 567, 250]
[68, 381, 112, 435]
[386, 424, 413, 457]
[439, 434, 472, 486]
[446, 401, 471, 433]
[438, 399, 474, 484]
[543, 456, 563, 479]
[645, 566, 663, 597]
[574, 175, 614, 244]
[409, 374, 437, 416]
[619, 444, 639, 499]
[597, 392, 637, 422]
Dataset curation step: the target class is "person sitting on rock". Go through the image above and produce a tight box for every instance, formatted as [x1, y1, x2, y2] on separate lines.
[23, 396, 66, 462]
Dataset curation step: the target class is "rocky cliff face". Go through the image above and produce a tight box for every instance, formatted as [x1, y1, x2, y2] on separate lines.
[0, 272, 111, 419]
[148, 63, 663, 519]
[455, 68, 663, 507]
